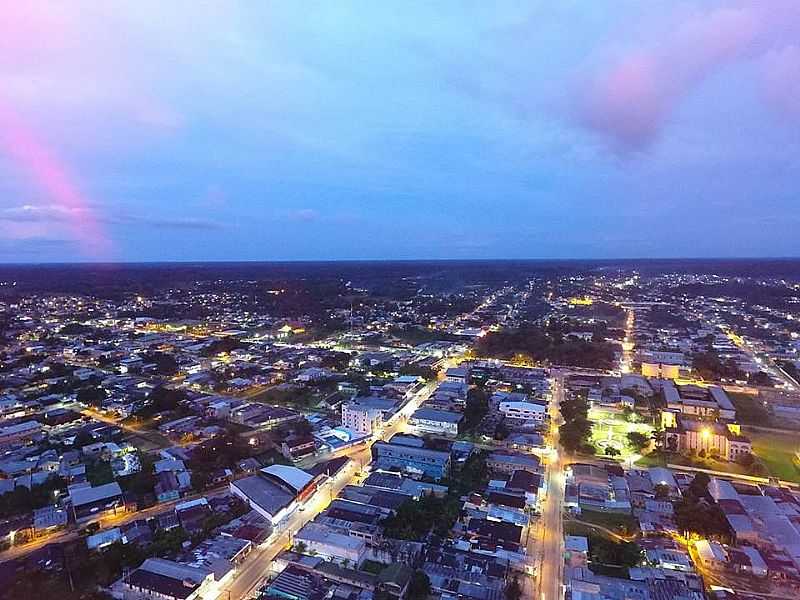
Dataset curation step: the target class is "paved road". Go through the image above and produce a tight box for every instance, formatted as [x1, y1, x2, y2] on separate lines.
[535, 372, 565, 600]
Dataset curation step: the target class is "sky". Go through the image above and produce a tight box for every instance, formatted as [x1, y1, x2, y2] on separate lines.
[1, 1, 799, 262]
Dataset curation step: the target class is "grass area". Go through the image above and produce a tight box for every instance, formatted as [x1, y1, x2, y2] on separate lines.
[633, 452, 665, 468]
[588, 408, 653, 460]
[359, 560, 384, 575]
[635, 450, 751, 477]
[564, 521, 596, 538]
[578, 509, 639, 537]
[746, 428, 800, 483]
[729, 392, 771, 426]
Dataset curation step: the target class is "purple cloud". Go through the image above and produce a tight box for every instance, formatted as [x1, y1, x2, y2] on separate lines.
[761, 45, 800, 121]
[577, 1, 800, 150]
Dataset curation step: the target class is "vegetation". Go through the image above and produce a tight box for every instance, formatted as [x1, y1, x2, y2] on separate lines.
[587, 534, 642, 570]
[560, 394, 594, 454]
[0, 474, 65, 518]
[118, 452, 157, 502]
[86, 459, 114, 486]
[692, 349, 745, 382]
[398, 363, 438, 381]
[138, 385, 187, 417]
[463, 387, 489, 432]
[389, 325, 461, 345]
[674, 473, 731, 541]
[380, 495, 460, 540]
[76, 385, 107, 406]
[577, 509, 639, 537]
[626, 431, 650, 452]
[382, 453, 487, 540]
[407, 570, 432, 600]
[728, 392, 770, 426]
[746, 428, 800, 483]
[476, 324, 616, 370]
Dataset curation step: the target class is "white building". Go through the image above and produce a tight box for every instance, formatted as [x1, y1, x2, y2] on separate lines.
[342, 402, 383, 435]
[408, 408, 463, 437]
[294, 522, 366, 566]
[499, 401, 547, 423]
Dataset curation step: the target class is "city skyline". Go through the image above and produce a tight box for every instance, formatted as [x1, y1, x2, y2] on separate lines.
[2, 1, 800, 262]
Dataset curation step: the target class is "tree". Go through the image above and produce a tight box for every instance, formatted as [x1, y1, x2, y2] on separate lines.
[295, 541, 307, 554]
[464, 387, 489, 431]
[73, 430, 96, 448]
[654, 483, 670, 500]
[588, 535, 643, 568]
[504, 576, 522, 600]
[76, 386, 107, 407]
[736, 452, 755, 468]
[605, 446, 620, 457]
[407, 570, 431, 600]
[626, 431, 650, 452]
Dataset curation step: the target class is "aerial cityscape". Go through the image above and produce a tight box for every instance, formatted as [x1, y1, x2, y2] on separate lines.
[2, 3, 800, 600]
[2, 260, 800, 600]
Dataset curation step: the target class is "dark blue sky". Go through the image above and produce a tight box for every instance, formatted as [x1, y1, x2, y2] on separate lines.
[1, 2, 799, 262]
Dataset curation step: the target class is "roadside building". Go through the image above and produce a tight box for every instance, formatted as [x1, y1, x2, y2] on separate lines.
[120, 558, 214, 600]
[408, 408, 463, 437]
[68, 481, 125, 523]
[371, 440, 451, 480]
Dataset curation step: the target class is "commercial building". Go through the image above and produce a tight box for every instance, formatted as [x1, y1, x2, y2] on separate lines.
[371, 440, 451, 480]
[230, 465, 317, 526]
[121, 558, 214, 600]
[294, 522, 367, 566]
[68, 481, 125, 523]
[408, 408, 463, 437]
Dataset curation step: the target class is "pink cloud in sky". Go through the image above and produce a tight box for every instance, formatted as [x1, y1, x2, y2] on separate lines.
[761, 45, 800, 121]
[0, 102, 112, 258]
[578, 1, 800, 150]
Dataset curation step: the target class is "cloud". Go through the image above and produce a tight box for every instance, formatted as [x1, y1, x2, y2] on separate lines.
[760, 45, 800, 121]
[133, 216, 229, 230]
[0, 204, 228, 231]
[576, 1, 800, 151]
[285, 208, 321, 222]
[0, 203, 84, 222]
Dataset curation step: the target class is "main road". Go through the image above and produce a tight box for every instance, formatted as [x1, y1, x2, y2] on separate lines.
[534, 371, 565, 600]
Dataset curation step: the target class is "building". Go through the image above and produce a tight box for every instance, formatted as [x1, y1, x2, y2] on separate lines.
[408, 408, 463, 437]
[68, 481, 125, 523]
[0, 420, 41, 448]
[444, 367, 468, 384]
[640, 351, 686, 380]
[230, 465, 317, 526]
[281, 435, 317, 461]
[341, 401, 384, 435]
[120, 558, 214, 600]
[664, 415, 751, 461]
[498, 400, 547, 424]
[371, 441, 451, 480]
[486, 452, 541, 474]
[662, 382, 737, 421]
[294, 522, 367, 566]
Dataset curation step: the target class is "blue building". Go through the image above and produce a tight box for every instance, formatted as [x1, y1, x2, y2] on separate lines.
[372, 441, 451, 480]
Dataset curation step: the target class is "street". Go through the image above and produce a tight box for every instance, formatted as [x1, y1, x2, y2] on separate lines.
[533, 371, 565, 600]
